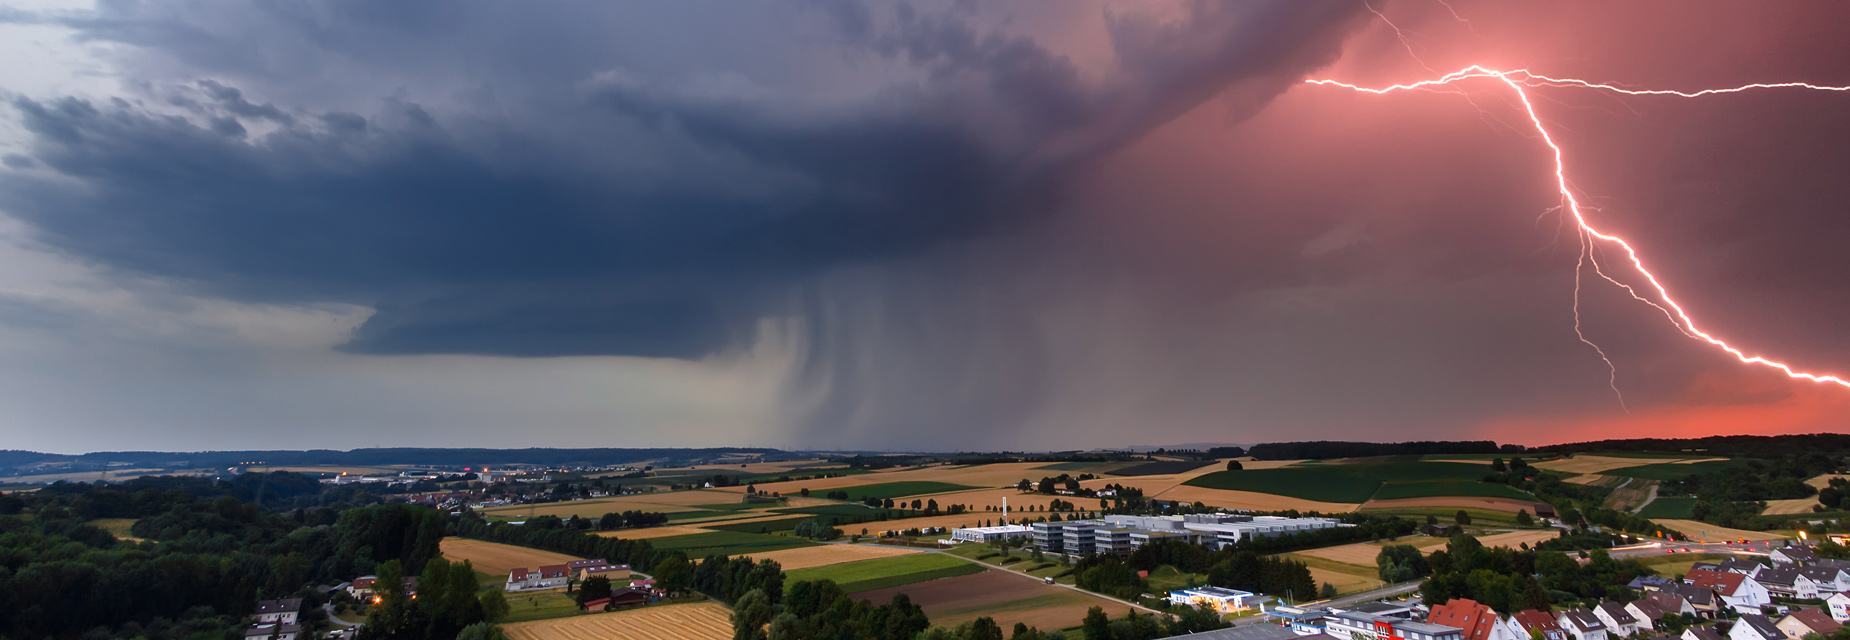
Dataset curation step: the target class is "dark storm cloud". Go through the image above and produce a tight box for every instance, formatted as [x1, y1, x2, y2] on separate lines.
[0, 1, 1369, 359]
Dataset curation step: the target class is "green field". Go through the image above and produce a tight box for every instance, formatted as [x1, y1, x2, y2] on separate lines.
[785, 553, 984, 593]
[838, 481, 980, 502]
[1184, 461, 1504, 503]
[775, 504, 885, 517]
[1637, 497, 1699, 519]
[1606, 460, 1748, 481]
[1421, 453, 1561, 462]
[646, 531, 817, 557]
[1109, 460, 1216, 477]
[501, 590, 584, 623]
[1371, 480, 1537, 501]
[704, 517, 814, 533]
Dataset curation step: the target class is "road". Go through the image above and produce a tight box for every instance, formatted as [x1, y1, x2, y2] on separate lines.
[1606, 539, 1781, 561]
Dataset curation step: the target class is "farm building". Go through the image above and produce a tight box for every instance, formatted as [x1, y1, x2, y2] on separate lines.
[1167, 586, 1256, 614]
[949, 524, 1033, 544]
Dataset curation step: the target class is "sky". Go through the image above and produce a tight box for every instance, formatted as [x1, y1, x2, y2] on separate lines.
[0, 1, 1847, 454]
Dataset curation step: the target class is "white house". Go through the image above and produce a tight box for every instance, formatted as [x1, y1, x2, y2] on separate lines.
[1800, 566, 1850, 594]
[1827, 592, 1850, 623]
[1682, 628, 1724, 640]
[1770, 546, 1818, 566]
[1730, 614, 1784, 640]
[243, 624, 300, 640]
[1557, 609, 1608, 640]
[1428, 598, 1523, 640]
[1592, 602, 1641, 637]
[251, 599, 302, 625]
[1687, 569, 1771, 613]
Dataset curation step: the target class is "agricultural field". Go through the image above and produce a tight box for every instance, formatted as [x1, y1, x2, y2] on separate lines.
[853, 568, 1130, 632]
[1764, 498, 1821, 515]
[477, 489, 747, 520]
[1108, 460, 1218, 477]
[1604, 460, 1747, 481]
[835, 481, 983, 502]
[1809, 474, 1849, 489]
[1153, 485, 1358, 513]
[1637, 497, 1698, 519]
[502, 590, 585, 623]
[713, 462, 1055, 497]
[88, 518, 140, 540]
[502, 602, 732, 640]
[1185, 461, 1505, 504]
[785, 552, 983, 593]
[1360, 497, 1547, 516]
[1532, 455, 1721, 476]
[1285, 555, 1384, 595]
[646, 531, 816, 557]
[440, 538, 581, 578]
[1652, 519, 1786, 542]
[1370, 480, 1536, 501]
[746, 544, 922, 571]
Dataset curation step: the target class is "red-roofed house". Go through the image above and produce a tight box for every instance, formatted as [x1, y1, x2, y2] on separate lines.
[1775, 609, 1842, 639]
[1507, 610, 1570, 640]
[1686, 569, 1770, 613]
[534, 564, 570, 589]
[1430, 599, 1521, 640]
[506, 567, 533, 591]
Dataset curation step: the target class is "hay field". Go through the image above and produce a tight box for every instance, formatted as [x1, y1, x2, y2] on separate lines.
[594, 525, 716, 540]
[1476, 530, 1561, 549]
[1153, 485, 1359, 513]
[715, 462, 1053, 495]
[1763, 499, 1821, 515]
[1360, 496, 1544, 514]
[901, 487, 1081, 512]
[1296, 542, 1400, 565]
[746, 544, 921, 570]
[440, 538, 581, 577]
[1652, 519, 1786, 542]
[1534, 456, 1721, 475]
[479, 490, 746, 519]
[1809, 474, 1849, 489]
[503, 602, 732, 640]
[859, 513, 1007, 533]
[1305, 564, 1385, 595]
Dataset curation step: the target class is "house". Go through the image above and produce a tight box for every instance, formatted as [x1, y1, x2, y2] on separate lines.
[251, 599, 302, 625]
[1692, 560, 1766, 578]
[1270, 604, 1330, 636]
[1325, 610, 1465, 640]
[1508, 610, 1570, 640]
[1594, 601, 1643, 636]
[534, 564, 570, 589]
[346, 576, 377, 599]
[1558, 609, 1609, 640]
[243, 623, 301, 640]
[1642, 591, 1699, 620]
[577, 563, 631, 582]
[1686, 570, 1771, 613]
[506, 567, 533, 591]
[1800, 566, 1850, 595]
[1754, 568, 1811, 601]
[1625, 600, 1669, 631]
[1428, 599, 1522, 640]
[1169, 586, 1256, 614]
[1774, 609, 1841, 639]
[1729, 614, 1784, 640]
[1682, 628, 1723, 640]
[1630, 577, 1679, 592]
[1827, 593, 1850, 623]
[1664, 584, 1724, 619]
[1770, 547, 1818, 566]
[1424, 523, 1458, 537]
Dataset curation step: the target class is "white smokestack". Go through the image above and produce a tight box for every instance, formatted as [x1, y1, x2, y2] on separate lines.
[1003, 496, 1009, 525]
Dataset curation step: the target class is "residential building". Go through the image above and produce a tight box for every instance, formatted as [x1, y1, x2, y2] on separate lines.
[1174, 625, 1306, 640]
[1270, 604, 1330, 636]
[534, 564, 570, 589]
[1730, 614, 1784, 640]
[1594, 601, 1642, 636]
[1629, 577, 1679, 592]
[1770, 547, 1818, 566]
[577, 563, 631, 582]
[1644, 591, 1698, 620]
[1686, 569, 1771, 613]
[1428, 599, 1521, 640]
[1508, 610, 1570, 640]
[1827, 592, 1850, 623]
[1774, 610, 1841, 639]
[1664, 584, 1725, 619]
[1682, 628, 1723, 640]
[251, 599, 302, 625]
[1800, 566, 1850, 595]
[346, 576, 377, 600]
[243, 624, 300, 640]
[1169, 586, 1256, 614]
[1627, 600, 1670, 632]
[1556, 609, 1609, 640]
[1325, 610, 1464, 640]
[1342, 602, 1418, 620]
[506, 567, 533, 591]
[951, 524, 1033, 544]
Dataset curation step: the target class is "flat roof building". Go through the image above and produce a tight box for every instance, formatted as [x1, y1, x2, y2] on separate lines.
[950, 524, 1033, 544]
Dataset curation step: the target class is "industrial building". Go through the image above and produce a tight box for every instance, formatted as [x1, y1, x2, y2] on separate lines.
[1030, 513, 1346, 556]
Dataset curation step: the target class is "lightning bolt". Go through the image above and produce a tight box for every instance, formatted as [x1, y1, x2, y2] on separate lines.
[1306, 66, 1850, 396]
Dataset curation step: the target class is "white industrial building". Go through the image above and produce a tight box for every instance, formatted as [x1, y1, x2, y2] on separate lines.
[1031, 513, 1345, 556]
[951, 524, 1034, 543]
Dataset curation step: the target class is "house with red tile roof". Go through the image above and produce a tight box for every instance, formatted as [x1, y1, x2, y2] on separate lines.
[1429, 599, 1521, 640]
[1507, 610, 1569, 640]
[1686, 569, 1770, 613]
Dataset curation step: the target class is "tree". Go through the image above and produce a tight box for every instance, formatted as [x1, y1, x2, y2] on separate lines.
[479, 590, 508, 622]
[654, 556, 692, 595]
[1516, 510, 1534, 527]
[1321, 582, 1339, 599]
[965, 617, 1005, 640]
[1455, 510, 1472, 526]
[457, 623, 509, 640]
[1519, 576, 1551, 611]
[1018, 479, 1032, 492]
[1226, 460, 1244, 471]
[1082, 607, 1112, 640]
[576, 576, 613, 606]
[732, 589, 774, 640]
[1491, 458, 1507, 472]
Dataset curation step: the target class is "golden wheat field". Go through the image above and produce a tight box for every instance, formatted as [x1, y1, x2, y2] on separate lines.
[1652, 519, 1786, 542]
[440, 538, 581, 577]
[593, 525, 717, 540]
[716, 462, 1054, 495]
[1533, 456, 1721, 475]
[1763, 499, 1821, 515]
[503, 602, 733, 640]
[1808, 474, 1848, 489]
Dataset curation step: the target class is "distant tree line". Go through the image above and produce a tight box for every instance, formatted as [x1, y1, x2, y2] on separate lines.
[1246, 441, 1507, 460]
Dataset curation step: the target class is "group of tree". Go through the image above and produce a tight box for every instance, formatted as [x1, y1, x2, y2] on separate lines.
[455, 510, 662, 571]
[358, 557, 507, 640]
[595, 510, 668, 530]
[1090, 540, 1318, 603]
[1665, 455, 1837, 529]
[1414, 531, 1654, 614]
[792, 518, 843, 540]
[1076, 605, 1228, 640]
[730, 581, 932, 640]
[690, 554, 785, 605]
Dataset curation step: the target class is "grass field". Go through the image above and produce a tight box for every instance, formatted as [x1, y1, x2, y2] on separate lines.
[502, 590, 584, 623]
[775, 504, 885, 517]
[1634, 553, 1732, 580]
[1606, 460, 1748, 481]
[440, 538, 581, 577]
[1652, 519, 1787, 542]
[702, 516, 813, 534]
[1109, 460, 1217, 476]
[503, 602, 732, 640]
[88, 518, 140, 540]
[1637, 497, 1698, 519]
[645, 531, 817, 557]
[1185, 461, 1502, 503]
[1371, 480, 1535, 501]
[838, 481, 982, 502]
[786, 553, 983, 593]
[853, 569, 1124, 632]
